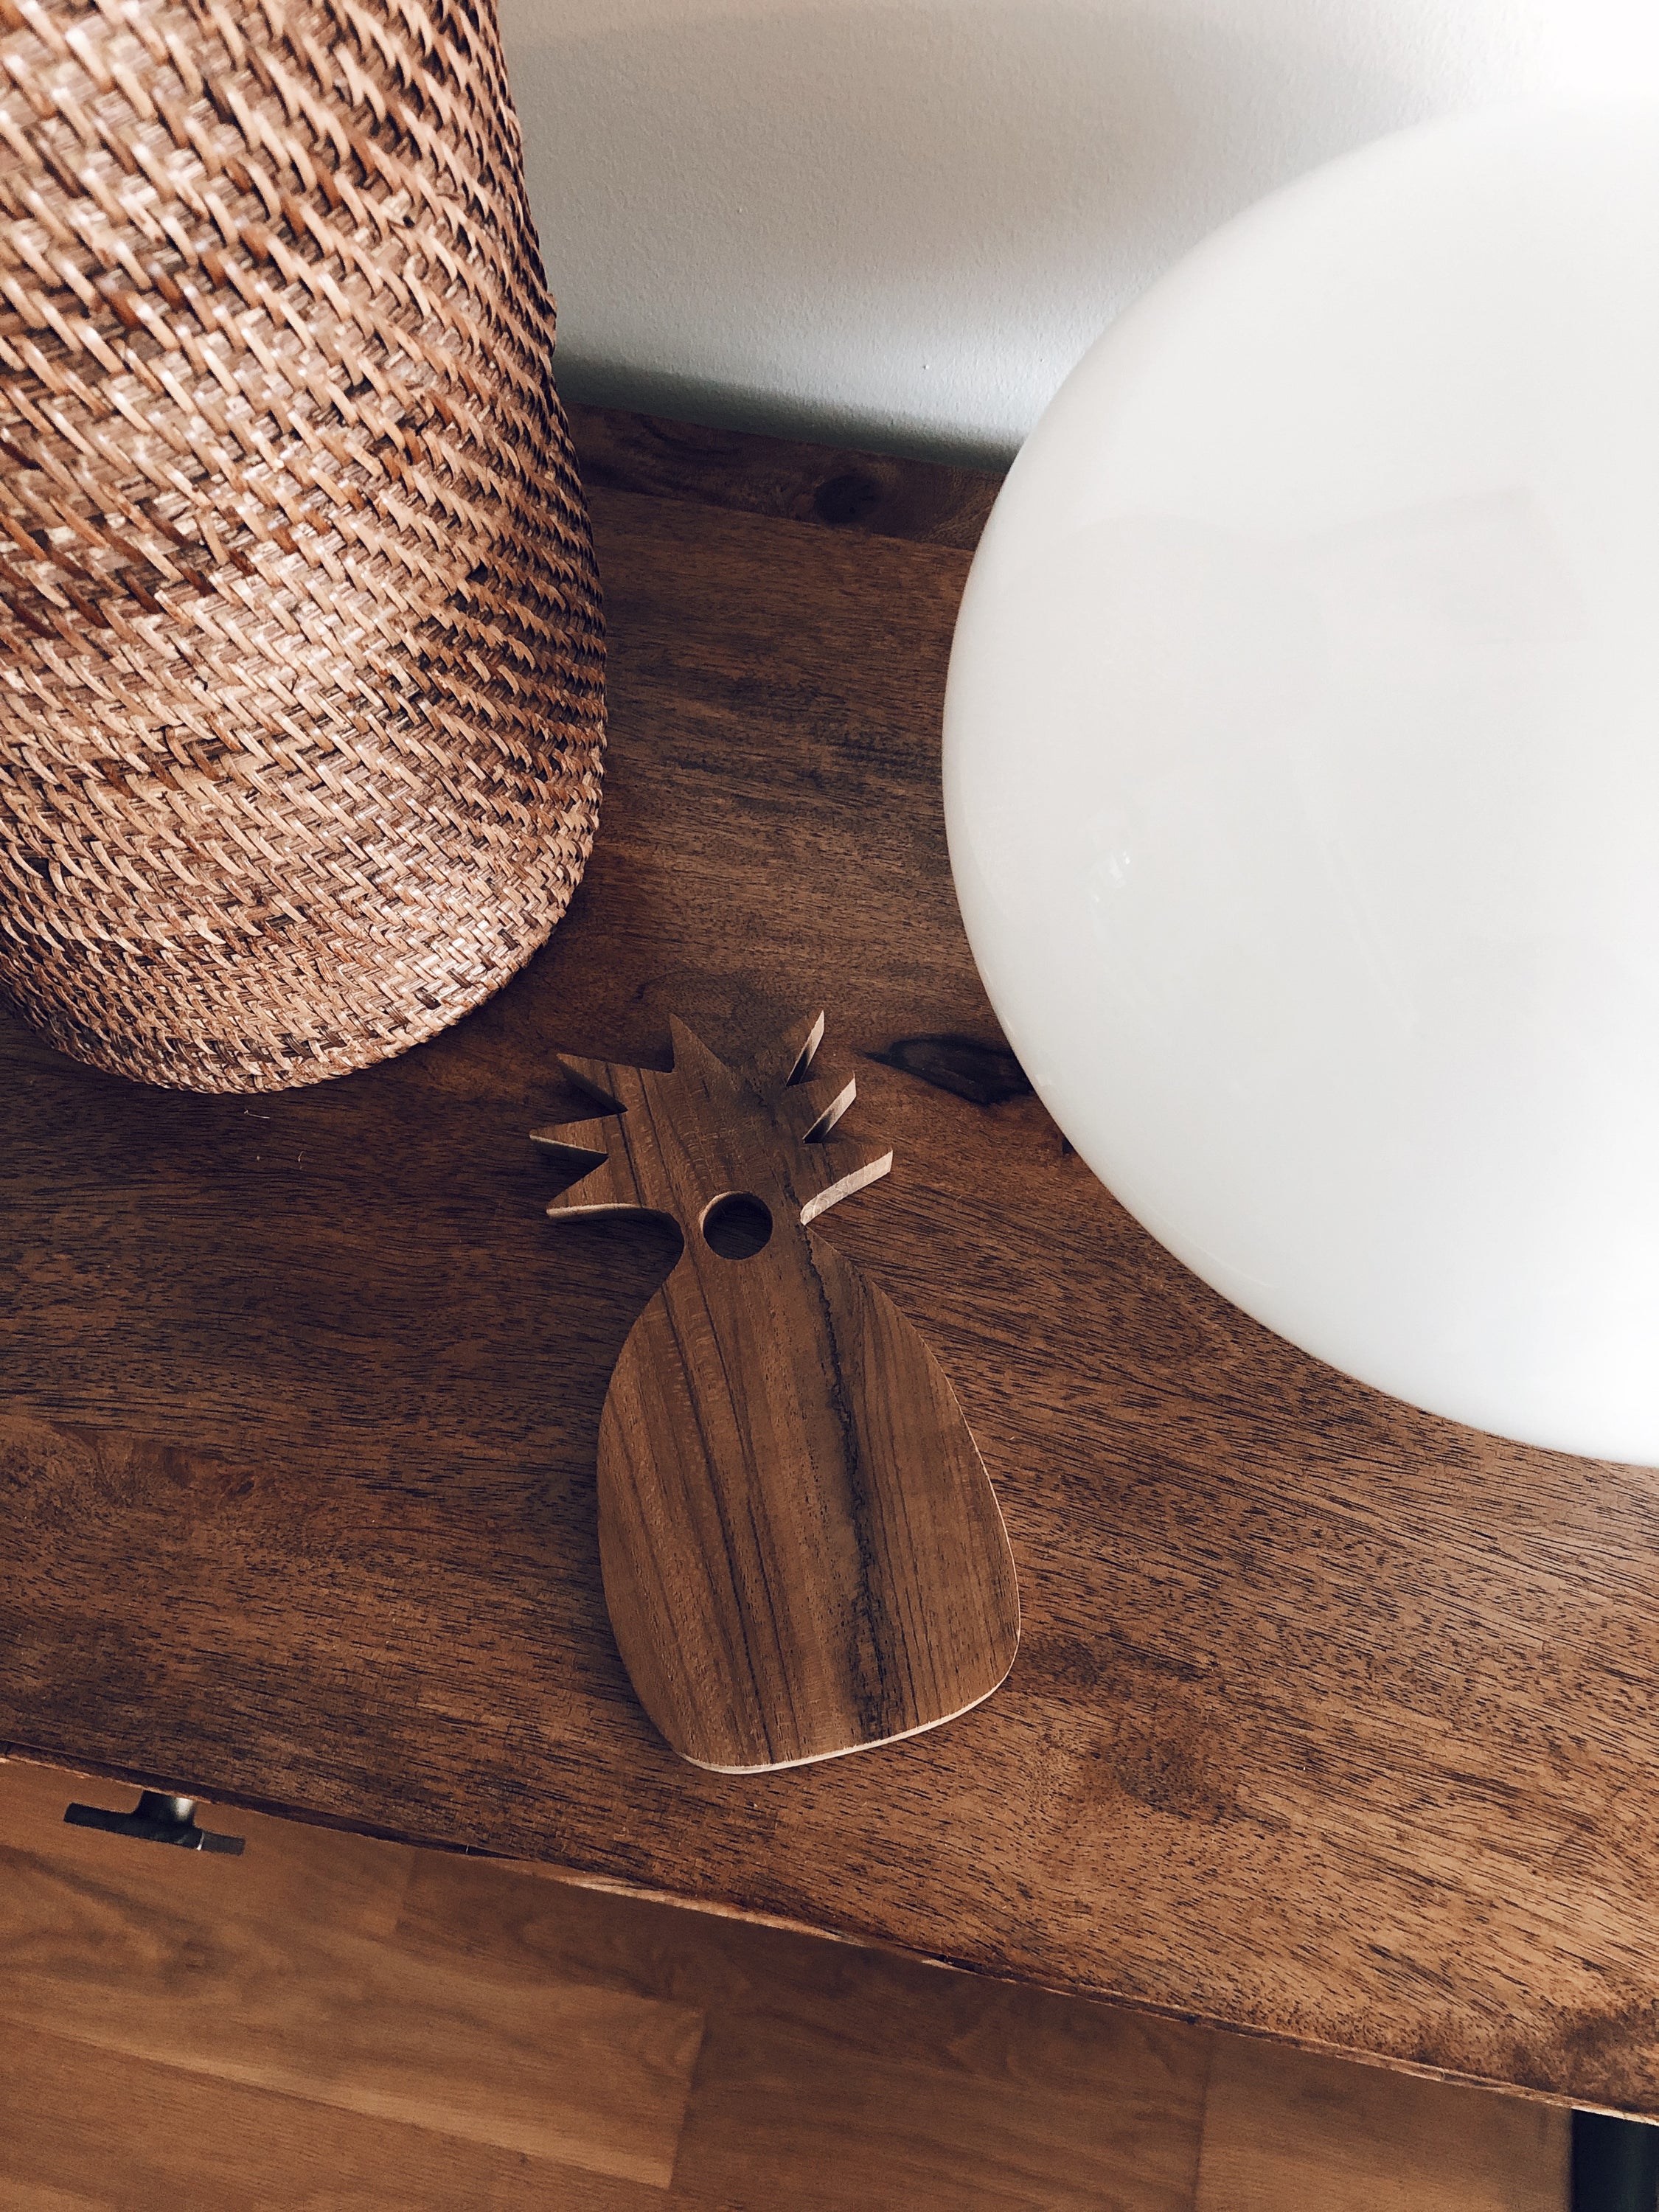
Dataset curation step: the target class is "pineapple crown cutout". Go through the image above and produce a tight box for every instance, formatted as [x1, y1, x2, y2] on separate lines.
[530, 1012, 894, 1236]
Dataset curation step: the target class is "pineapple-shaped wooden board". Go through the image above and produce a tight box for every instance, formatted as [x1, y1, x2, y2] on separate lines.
[533, 1012, 1020, 1772]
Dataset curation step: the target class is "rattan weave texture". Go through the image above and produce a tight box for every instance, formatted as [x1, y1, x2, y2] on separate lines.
[0, 0, 603, 1091]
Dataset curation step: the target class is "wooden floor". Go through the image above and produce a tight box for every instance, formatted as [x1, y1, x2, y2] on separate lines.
[0, 1757, 1567, 2210]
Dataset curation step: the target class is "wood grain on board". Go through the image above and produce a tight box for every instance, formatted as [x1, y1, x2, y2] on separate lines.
[535, 1012, 1018, 1771]
[0, 408, 1656, 2114]
[0, 1756, 1565, 2212]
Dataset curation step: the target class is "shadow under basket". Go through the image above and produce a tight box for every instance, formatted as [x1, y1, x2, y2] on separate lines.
[0, 0, 605, 1093]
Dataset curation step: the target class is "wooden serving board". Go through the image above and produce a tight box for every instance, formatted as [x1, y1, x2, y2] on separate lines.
[2, 403, 1659, 2118]
[534, 1012, 1018, 1772]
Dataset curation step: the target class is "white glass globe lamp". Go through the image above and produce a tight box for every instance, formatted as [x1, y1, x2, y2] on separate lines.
[945, 103, 1659, 1463]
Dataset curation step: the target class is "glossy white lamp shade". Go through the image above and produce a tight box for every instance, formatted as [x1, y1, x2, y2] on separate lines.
[945, 103, 1659, 1464]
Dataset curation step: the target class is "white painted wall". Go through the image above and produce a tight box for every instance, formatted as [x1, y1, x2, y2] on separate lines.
[500, 0, 1659, 464]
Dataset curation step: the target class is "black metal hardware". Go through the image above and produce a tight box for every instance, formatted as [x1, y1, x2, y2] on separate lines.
[1574, 2111, 1659, 2212]
[63, 1790, 245, 1855]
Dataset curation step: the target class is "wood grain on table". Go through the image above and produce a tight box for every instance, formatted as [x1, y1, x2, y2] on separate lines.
[1, 406, 1657, 2115]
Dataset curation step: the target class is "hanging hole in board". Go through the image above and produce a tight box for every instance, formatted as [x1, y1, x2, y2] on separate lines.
[702, 1192, 773, 1260]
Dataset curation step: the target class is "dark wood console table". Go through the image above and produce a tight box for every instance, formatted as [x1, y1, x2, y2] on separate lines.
[3, 402, 1655, 2118]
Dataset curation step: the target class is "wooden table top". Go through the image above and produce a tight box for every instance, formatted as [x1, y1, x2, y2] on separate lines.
[4, 402, 1657, 2118]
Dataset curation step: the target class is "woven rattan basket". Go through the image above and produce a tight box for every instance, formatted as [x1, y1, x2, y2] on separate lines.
[0, 0, 603, 1091]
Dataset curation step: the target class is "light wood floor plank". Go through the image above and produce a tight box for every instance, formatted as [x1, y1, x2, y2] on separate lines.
[1194, 2032, 1570, 2212]
[0, 1759, 701, 2188]
[0, 2023, 670, 2211]
[0, 1757, 1572, 2211]
[415, 1851, 1210, 2211]
[448, 1854, 1568, 2212]
[672, 2003, 1208, 2211]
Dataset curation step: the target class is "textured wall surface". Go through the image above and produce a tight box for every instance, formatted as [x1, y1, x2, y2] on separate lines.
[501, 0, 1659, 462]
